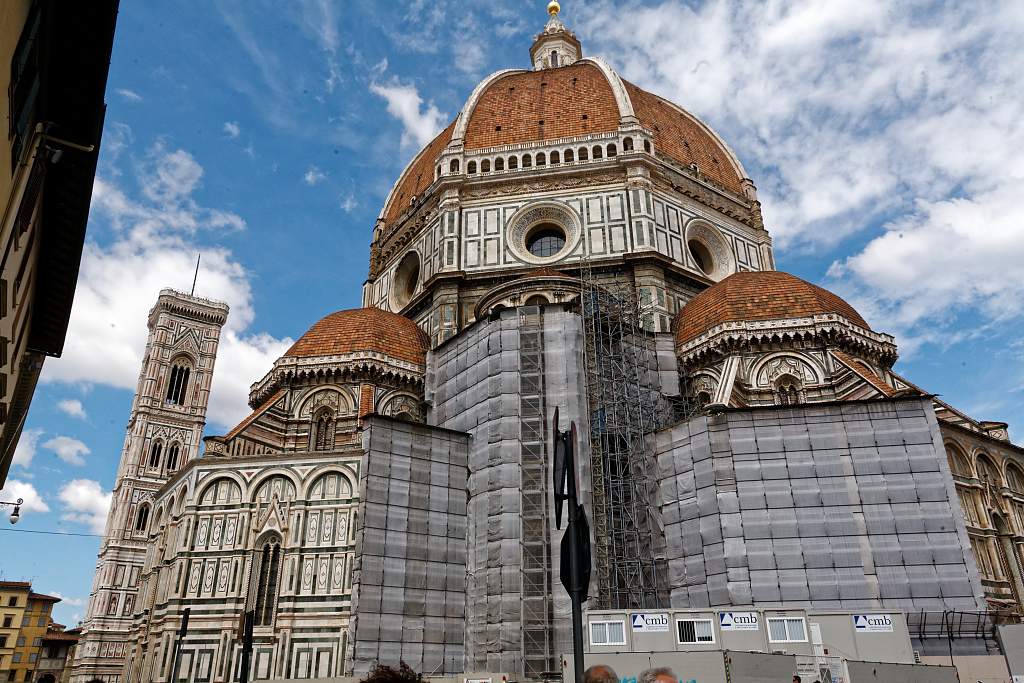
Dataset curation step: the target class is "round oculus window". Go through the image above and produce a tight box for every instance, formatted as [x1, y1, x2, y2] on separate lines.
[391, 251, 421, 310]
[688, 239, 714, 274]
[526, 223, 567, 258]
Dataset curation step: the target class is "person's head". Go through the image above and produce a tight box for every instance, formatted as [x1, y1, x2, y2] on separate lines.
[583, 664, 618, 683]
[360, 662, 422, 683]
[792, 676, 801, 683]
[639, 667, 677, 683]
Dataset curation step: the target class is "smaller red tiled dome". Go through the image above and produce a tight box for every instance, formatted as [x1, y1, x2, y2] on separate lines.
[285, 308, 428, 366]
[675, 271, 870, 345]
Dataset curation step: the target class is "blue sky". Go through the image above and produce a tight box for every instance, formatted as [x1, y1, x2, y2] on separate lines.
[1, 0, 1022, 626]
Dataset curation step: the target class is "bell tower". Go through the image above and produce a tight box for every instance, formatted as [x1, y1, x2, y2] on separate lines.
[71, 289, 228, 683]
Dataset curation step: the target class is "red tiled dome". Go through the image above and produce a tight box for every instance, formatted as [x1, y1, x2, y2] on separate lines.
[675, 271, 870, 345]
[285, 308, 428, 366]
[381, 62, 745, 231]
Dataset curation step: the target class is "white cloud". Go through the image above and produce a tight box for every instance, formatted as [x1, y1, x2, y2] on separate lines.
[41, 144, 291, 429]
[42, 436, 90, 467]
[339, 193, 357, 212]
[12, 428, 43, 469]
[576, 0, 1024, 249]
[47, 593, 85, 607]
[223, 121, 241, 139]
[575, 0, 1024, 412]
[0, 479, 48, 514]
[115, 88, 143, 103]
[304, 165, 327, 186]
[370, 79, 446, 150]
[828, 182, 1024, 350]
[57, 399, 87, 420]
[58, 479, 111, 534]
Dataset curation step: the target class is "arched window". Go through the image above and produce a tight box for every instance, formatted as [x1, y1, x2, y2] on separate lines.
[313, 407, 335, 452]
[643, 139, 652, 153]
[592, 145, 603, 159]
[578, 147, 588, 161]
[1007, 464, 1024, 494]
[564, 148, 574, 163]
[449, 159, 460, 174]
[607, 143, 617, 156]
[522, 154, 532, 168]
[946, 445, 972, 478]
[467, 161, 477, 174]
[978, 455, 1002, 487]
[135, 504, 150, 533]
[524, 294, 548, 306]
[481, 159, 491, 173]
[536, 152, 546, 166]
[623, 137, 634, 152]
[550, 50, 559, 67]
[165, 361, 191, 406]
[696, 391, 712, 409]
[495, 157, 504, 171]
[148, 441, 163, 469]
[508, 156, 518, 169]
[166, 443, 181, 472]
[774, 375, 802, 406]
[550, 150, 560, 164]
[254, 534, 282, 626]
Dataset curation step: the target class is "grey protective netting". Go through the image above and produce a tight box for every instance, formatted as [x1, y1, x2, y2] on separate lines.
[655, 397, 986, 613]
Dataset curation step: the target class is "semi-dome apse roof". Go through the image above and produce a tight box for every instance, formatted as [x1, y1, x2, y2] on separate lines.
[285, 307, 429, 366]
[675, 271, 871, 345]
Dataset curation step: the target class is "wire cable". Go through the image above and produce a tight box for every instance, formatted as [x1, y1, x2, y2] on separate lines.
[0, 527, 106, 539]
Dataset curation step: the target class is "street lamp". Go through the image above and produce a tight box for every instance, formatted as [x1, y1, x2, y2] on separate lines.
[0, 498, 23, 524]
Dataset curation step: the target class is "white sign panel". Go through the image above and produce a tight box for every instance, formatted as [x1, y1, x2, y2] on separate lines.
[853, 614, 894, 633]
[719, 612, 759, 631]
[631, 613, 670, 632]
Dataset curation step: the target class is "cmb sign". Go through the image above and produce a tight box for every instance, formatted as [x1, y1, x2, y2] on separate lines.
[631, 613, 670, 632]
[719, 612, 759, 631]
[853, 614, 894, 632]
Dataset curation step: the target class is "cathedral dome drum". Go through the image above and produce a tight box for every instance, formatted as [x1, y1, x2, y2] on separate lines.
[365, 8, 772, 343]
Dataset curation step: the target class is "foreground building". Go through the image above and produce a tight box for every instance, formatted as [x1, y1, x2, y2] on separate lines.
[0, 581, 62, 682]
[74, 4, 1023, 681]
[0, 0, 119, 486]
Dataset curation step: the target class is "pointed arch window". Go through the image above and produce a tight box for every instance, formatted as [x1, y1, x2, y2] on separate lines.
[313, 408, 335, 451]
[166, 443, 181, 472]
[254, 534, 282, 626]
[165, 361, 192, 406]
[134, 504, 150, 533]
[774, 375, 802, 406]
[148, 440, 163, 469]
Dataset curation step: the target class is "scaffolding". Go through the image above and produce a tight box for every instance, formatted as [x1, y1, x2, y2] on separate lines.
[519, 306, 557, 677]
[580, 261, 667, 609]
